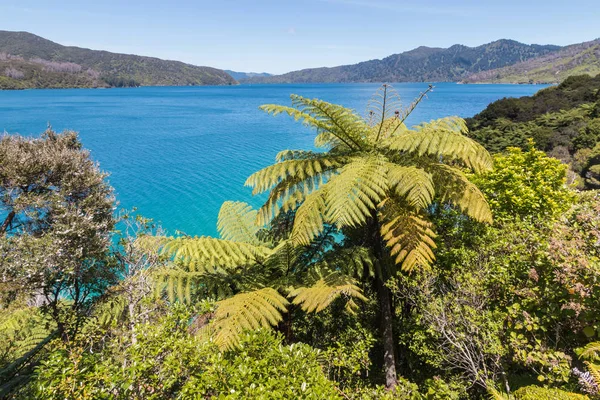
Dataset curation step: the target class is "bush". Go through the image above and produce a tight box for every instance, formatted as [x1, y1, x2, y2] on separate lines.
[513, 385, 589, 400]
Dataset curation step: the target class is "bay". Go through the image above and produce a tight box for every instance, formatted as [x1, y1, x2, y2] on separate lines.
[0, 83, 548, 236]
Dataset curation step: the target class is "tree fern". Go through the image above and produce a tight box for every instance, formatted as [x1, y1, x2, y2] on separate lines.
[290, 272, 367, 313]
[209, 287, 289, 350]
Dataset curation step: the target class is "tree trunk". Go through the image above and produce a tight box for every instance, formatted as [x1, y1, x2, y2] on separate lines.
[369, 210, 398, 390]
[377, 275, 397, 390]
[0, 210, 15, 235]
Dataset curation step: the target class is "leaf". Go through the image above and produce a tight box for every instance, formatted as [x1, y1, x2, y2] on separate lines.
[209, 288, 289, 350]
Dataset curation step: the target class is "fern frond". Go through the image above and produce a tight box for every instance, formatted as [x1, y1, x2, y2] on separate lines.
[245, 156, 338, 195]
[290, 272, 367, 313]
[386, 163, 435, 210]
[386, 116, 493, 172]
[210, 288, 289, 350]
[325, 156, 387, 229]
[159, 236, 272, 270]
[580, 342, 600, 361]
[326, 246, 375, 279]
[487, 387, 513, 400]
[585, 361, 600, 386]
[217, 201, 260, 244]
[380, 203, 437, 271]
[291, 186, 328, 246]
[430, 164, 492, 223]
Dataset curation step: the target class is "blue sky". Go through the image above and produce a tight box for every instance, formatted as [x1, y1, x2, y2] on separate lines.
[1, 0, 598, 74]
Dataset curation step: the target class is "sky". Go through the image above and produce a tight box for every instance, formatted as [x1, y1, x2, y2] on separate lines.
[1, 0, 598, 74]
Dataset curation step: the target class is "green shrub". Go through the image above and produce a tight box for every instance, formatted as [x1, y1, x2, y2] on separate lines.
[513, 386, 589, 400]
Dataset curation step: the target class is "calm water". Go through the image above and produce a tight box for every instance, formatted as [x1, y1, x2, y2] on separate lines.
[0, 83, 548, 236]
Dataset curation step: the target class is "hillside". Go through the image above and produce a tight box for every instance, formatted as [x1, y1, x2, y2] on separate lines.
[0, 31, 237, 89]
[462, 39, 600, 84]
[224, 70, 272, 81]
[245, 40, 561, 83]
[467, 74, 600, 188]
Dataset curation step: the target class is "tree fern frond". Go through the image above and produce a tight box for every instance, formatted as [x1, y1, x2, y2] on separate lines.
[245, 156, 338, 195]
[325, 156, 388, 229]
[580, 342, 600, 361]
[386, 116, 493, 172]
[430, 164, 493, 223]
[217, 201, 261, 244]
[326, 246, 375, 279]
[290, 272, 367, 313]
[585, 361, 600, 386]
[291, 186, 328, 246]
[160, 236, 272, 270]
[289, 94, 371, 151]
[386, 163, 435, 210]
[210, 288, 289, 350]
[380, 204, 437, 271]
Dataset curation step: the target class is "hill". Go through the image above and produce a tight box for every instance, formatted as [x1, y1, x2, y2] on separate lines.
[245, 40, 561, 83]
[224, 70, 272, 81]
[462, 39, 600, 84]
[0, 31, 237, 89]
[467, 74, 600, 188]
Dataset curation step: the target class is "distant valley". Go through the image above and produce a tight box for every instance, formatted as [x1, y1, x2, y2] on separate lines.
[224, 70, 272, 81]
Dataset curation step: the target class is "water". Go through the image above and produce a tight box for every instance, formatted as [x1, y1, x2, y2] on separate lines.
[0, 83, 548, 237]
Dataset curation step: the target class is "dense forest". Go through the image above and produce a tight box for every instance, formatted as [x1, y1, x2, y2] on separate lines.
[2, 82, 600, 399]
[467, 74, 600, 188]
[0, 31, 237, 89]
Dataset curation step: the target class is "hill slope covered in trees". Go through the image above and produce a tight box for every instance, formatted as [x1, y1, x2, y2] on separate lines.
[467, 74, 600, 187]
[0, 31, 237, 89]
[244, 40, 561, 83]
[462, 39, 600, 83]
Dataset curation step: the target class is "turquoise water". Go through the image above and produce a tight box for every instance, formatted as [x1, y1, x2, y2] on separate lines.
[0, 83, 548, 236]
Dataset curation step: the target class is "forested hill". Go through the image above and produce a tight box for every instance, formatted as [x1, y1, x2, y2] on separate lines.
[0, 31, 237, 89]
[467, 74, 600, 188]
[243, 40, 561, 83]
[462, 39, 600, 84]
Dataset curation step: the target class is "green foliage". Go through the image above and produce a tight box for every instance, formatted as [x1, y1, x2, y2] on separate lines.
[513, 385, 589, 400]
[473, 143, 575, 219]
[250, 88, 492, 273]
[32, 311, 340, 400]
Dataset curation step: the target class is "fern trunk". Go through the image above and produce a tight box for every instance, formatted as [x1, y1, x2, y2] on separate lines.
[369, 211, 398, 390]
[376, 274, 397, 389]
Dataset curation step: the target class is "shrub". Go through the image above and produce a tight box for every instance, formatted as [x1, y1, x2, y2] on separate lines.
[513, 385, 589, 399]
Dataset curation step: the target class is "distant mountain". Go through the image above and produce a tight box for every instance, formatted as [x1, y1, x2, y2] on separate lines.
[0, 31, 237, 89]
[224, 70, 272, 81]
[461, 39, 600, 84]
[245, 40, 562, 84]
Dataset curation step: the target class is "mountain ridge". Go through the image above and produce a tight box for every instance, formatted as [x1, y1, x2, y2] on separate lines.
[461, 39, 600, 84]
[0, 30, 237, 89]
[244, 39, 562, 84]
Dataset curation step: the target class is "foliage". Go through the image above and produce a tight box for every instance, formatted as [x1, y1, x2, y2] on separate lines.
[472, 143, 575, 219]
[512, 385, 589, 400]
[32, 310, 340, 400]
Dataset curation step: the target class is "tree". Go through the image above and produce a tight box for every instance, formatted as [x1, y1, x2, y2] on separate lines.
[139, 200, 368, 351]
[472, 141, 575, 220]
[0, 129, 116, 340]
[245, 85, 492, 388]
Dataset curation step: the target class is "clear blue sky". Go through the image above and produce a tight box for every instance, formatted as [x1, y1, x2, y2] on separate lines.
[1, 0, 598, 74]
